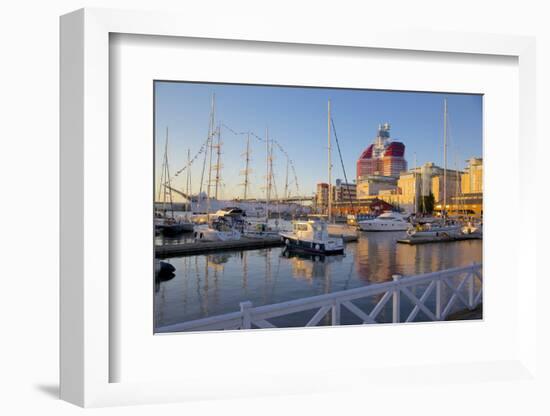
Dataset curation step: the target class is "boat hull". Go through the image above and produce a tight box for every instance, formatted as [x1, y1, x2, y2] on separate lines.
[407, 225, 462, 239]
[157, 222, 194, 235]
[358, 222, 409, 231]
[279, 234, 344, 255]
[193, 226, 241, 242]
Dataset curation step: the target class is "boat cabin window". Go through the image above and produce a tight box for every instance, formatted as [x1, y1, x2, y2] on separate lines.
[311, 222, 325, 232]
[294, 223, 309, 231]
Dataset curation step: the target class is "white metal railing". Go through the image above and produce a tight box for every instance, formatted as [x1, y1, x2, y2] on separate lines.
[157, 263, 482, 332]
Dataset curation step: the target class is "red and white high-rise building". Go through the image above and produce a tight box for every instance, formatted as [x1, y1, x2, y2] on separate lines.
[356, 123, 408, 181]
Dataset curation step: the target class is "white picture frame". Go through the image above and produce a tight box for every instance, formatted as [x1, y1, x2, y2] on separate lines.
[60, 7, 538, 408]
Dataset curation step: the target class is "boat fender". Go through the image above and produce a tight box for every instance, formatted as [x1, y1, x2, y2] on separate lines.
[285, 239, 290, 246]
[315, 244, 320, 251]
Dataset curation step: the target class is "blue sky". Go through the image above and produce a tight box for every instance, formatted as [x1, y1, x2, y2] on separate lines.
[155, 81, 482, 201]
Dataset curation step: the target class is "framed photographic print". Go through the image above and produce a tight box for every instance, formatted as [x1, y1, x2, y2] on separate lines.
[60, 7, 539, 408]
[152, 81, 483, 334]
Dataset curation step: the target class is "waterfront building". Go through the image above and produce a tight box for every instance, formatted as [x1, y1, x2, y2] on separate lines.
[396, 171, 420, 213]
[447, 193, 483, 216]
[333, 179, 357, 202]
[356, 175, 398, 199]
[438, 157, 483, 216]
[431, 169, 462, 203]
[356, 123, 408, 180]
[461, 157, 483, 194]
[370, 162, 466, 214]
[315, 182, 330, 210]
[331, 197, 394, 216]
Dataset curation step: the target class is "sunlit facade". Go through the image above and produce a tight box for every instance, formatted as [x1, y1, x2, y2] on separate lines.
[461, 157, 483, 194]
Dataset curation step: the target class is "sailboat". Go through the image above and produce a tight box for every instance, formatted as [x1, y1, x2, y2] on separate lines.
[155, 127, 194, 235]
[407, 99, 461, 240]
[281, 100, 346, 252]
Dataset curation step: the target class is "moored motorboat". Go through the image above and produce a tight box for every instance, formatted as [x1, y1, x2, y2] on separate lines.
[358, 211, 410, 231]
[194, 223, 241, 241]
[279, 220, 344, 255]
[193, 207, 244, 242]
[154, 214, 194, 235]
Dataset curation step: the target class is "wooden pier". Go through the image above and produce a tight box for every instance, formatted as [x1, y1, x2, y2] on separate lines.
[397, 233, 482, 245]
[156, 234, 358, 257]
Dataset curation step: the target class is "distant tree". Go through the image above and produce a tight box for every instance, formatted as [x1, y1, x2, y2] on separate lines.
[420, 192, 435, 214]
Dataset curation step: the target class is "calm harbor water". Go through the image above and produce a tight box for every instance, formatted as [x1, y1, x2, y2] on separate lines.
[154, 227, 482, 330]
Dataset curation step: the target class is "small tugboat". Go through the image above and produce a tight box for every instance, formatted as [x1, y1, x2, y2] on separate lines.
[279, 220, 344, 255]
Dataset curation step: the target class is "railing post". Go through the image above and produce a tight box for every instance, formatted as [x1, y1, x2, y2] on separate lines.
[435, 278, 443, 320]
[331, 301, 341, 326]
[392, 274, 401, 323]
[240, 301, 253, 329]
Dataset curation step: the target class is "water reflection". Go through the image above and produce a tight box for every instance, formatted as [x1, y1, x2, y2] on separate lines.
[154, 231, 482, 328]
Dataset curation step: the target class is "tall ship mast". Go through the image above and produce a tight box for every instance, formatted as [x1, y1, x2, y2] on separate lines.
[212, 121, 223, 200]
[205, 94, 216, 214]
[265, 127, 272, 220]
[443, 98, 448, 221]
[327, 99, 332, 222]
[158, 127, 174, 217]
[240, 132, 252, 200]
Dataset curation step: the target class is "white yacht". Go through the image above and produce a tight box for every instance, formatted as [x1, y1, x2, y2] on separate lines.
[193, 220, 241, 242]
[357, 211, 410, 231]
[193, 207, 244, 242]
[279, 220, 344, 255]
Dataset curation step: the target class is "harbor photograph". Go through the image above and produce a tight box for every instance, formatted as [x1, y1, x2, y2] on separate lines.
[153, 81, 483, 333]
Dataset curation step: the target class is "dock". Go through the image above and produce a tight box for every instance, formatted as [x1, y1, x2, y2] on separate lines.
[397, 233, 482, 245]
[156, 234, 358, 257]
